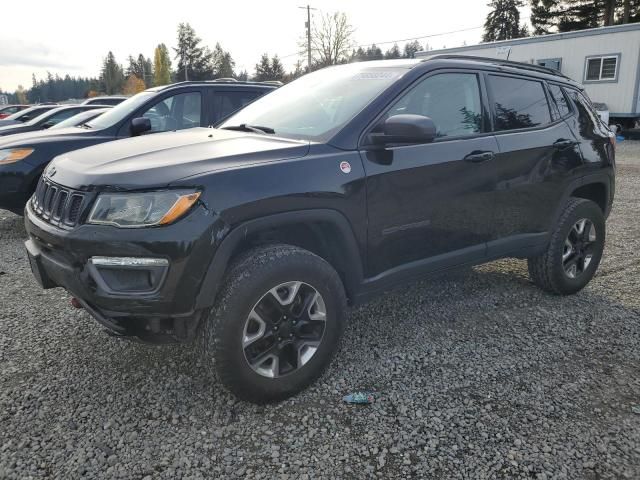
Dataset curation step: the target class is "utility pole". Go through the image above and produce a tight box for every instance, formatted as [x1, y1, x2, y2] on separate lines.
[299, 5, 316, 70]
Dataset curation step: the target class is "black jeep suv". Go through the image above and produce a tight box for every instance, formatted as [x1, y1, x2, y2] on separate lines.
[24, 57, 615, 402]
[0, 81, 275, 213]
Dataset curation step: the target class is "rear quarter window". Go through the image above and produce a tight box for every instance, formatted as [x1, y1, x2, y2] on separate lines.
[489, 75, 552, 131]
[548, 84, 572, 118]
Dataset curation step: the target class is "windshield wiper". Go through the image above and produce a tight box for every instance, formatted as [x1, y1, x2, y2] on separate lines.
[78, 123, 93, 129]
[221, 124, 275, 134]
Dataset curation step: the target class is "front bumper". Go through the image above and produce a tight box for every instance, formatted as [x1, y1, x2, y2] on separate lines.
[24, 201, 225, 342]
[0, 161, 37, 212]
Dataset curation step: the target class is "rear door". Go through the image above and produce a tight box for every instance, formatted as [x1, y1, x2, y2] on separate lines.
[485, 73, 583, 256]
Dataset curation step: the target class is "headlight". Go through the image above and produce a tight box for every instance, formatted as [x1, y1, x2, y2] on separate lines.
[0, 148, 34, 165]
[87, 190, 201, 228]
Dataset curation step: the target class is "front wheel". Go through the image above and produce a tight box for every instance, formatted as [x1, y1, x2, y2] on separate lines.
[528, 198, 605, 295]
[201, 244, 346, 403]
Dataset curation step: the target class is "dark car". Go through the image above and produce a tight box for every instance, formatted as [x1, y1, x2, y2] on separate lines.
[0, 105, 108, 137]
[0, 81, 275, 213]
[82, 96, 128, 106]
[49, 108, 111, 130]
[0, 104, 29, 119]
[0, 104, 59, 128]
[24, 57, 615, 403]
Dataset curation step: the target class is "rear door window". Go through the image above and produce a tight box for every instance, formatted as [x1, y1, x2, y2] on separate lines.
[214, 90, 261, 123]
[489, 75, 552, 131]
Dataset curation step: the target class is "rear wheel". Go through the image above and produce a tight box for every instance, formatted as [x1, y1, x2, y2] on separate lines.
[201, 244, 346, 403]
[528, 198, 605, 295]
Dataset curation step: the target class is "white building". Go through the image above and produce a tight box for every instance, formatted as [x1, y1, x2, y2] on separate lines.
[0, 94, 8, 105]
[416, 23, 640, 126]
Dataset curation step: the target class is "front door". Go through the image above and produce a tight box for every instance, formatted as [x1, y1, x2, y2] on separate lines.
[362, 71, 499, 278]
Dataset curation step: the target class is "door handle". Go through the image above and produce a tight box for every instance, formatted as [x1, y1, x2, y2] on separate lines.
[553, 139, 577, 149]
[464, 151, 495, 163]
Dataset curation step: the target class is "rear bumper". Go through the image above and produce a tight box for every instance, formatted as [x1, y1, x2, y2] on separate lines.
[24, 201, 226, 342]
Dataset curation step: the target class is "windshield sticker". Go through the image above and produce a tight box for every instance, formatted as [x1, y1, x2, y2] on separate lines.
[353, 71, 399, 80]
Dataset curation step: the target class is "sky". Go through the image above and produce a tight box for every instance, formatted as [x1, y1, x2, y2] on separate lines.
[0, 0, 531, 92]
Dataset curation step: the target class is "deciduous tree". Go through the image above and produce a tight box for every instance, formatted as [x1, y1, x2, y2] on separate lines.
[153, 43, 172, 86]
[306, 11, 355, 68]
[123, 75, 146, 95]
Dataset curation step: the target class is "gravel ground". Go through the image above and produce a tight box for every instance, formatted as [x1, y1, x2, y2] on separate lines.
[1, 142, 640, 479]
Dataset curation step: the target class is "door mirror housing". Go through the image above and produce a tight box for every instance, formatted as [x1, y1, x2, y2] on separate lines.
[130, 117, 152, 136]
[42, 121, 55, 129]
[370, 114, 437, 146]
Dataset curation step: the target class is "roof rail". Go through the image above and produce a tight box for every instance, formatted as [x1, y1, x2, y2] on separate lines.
[260, 80, 284, 86]
[426, 54, 572, 79]
[215, 78, 238, 82]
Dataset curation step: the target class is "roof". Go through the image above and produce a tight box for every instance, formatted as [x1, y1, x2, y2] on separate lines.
[417, 23, 640, 56]
[413, 55, 583, 87]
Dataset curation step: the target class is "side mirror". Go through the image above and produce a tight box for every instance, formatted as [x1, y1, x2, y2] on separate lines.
[371, 114, 437, 146]
[130, 117, 151, 136]
[42, 121, 55, 129]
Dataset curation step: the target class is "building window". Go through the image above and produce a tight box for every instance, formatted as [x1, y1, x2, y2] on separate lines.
[585, 55, 619, 82]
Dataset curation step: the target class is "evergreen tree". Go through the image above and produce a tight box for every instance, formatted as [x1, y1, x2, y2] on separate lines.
[173, 23, 212, 81]
[138, 54, 153, 87]
[384, 44, 402, 59]
[365, 45, 383, 60]
[100, 51, 125, 94]
[236, 70, 249, 82]
[253, 53, 285, 81]
[254, 54, 272, 81]
[212, 43, 236, 78]
[483, 0, 527, 42]
[269, 55, 285, 81]
[153, 43, 172, 86]
[403, 40, 423, 58]
[530, 0, 639, 34]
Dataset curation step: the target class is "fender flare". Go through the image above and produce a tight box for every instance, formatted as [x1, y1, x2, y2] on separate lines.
[552, 172, 613, 228]
[194, 209, 364, 309]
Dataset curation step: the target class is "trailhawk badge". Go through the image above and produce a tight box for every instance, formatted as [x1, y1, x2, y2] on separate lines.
[340, 161, 352, 174]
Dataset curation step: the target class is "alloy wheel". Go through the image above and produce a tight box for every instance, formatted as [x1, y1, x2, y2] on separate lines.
[242, 281, 327, 378]
[562, 218, 597, 279]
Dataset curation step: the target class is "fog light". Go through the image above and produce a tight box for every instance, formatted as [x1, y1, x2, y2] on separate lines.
[87, 256, 169, 295]
[89, 257, 169, 267]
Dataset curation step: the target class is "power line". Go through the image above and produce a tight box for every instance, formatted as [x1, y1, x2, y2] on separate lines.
[279, 16, 532, 60]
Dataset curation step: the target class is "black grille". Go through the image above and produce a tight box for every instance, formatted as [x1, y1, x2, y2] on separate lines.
[31, 177, 86, 227]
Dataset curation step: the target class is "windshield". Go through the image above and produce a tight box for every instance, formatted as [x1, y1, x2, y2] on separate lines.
[5, 106, 52, 122]
[23, 107, 63, 126]
[52, 109, 108, 129]
[86, 92, 155, 129]
[219, 63, 408, 142]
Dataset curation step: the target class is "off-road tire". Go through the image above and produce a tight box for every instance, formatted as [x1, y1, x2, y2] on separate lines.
[201, 244, 346, 403]
[528, 198, 605, 295]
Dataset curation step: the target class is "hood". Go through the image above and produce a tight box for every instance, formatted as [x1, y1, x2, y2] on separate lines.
[0, 119, 20, 128]
[0, 127, 99, 148]
[49, 127, 310, 190]
[0, 123, 38, 137]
